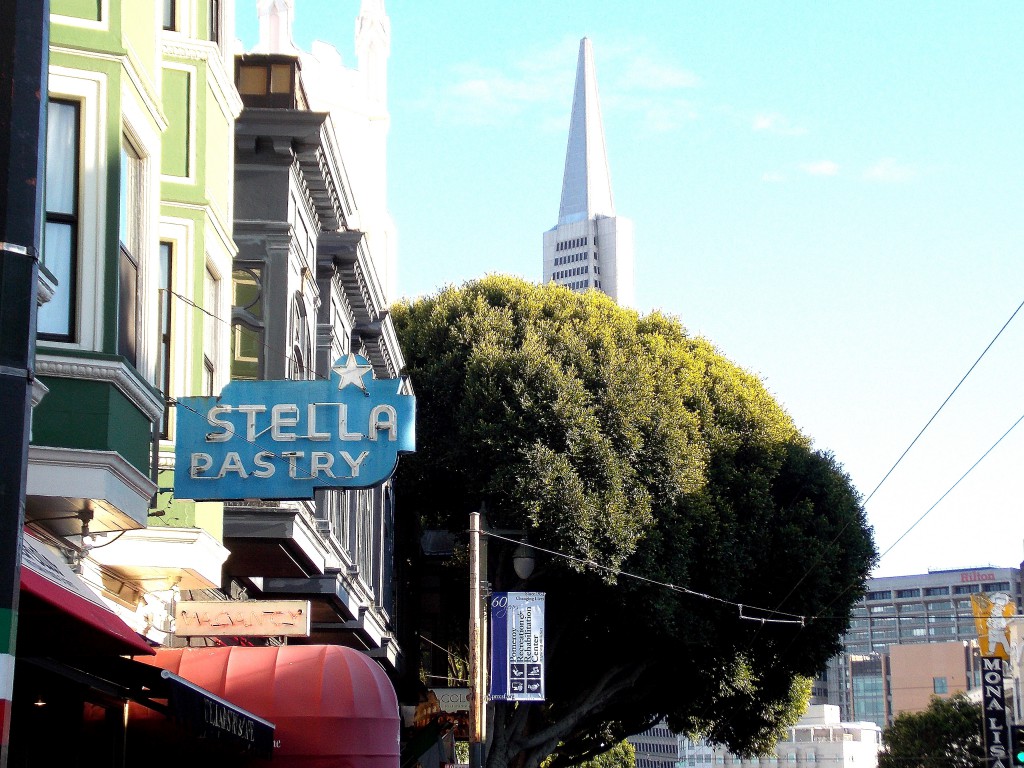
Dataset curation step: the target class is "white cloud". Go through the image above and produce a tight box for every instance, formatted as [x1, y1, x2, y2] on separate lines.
[752, 112, 807, 136]
[439, 61, 569, 126]
[605, 93, 698, 133]
[800, 160, 840, 177]
[433, 38, 700, 129]
[615, 55, 700, 91]
[864, 158, 915, 183]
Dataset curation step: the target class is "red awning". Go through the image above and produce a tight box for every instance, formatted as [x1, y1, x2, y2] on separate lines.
[136, 645, 400, 768]
[19, 532, 155, 657]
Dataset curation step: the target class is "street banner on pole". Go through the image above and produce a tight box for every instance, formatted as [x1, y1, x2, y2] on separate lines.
[489, 592, 544, 702]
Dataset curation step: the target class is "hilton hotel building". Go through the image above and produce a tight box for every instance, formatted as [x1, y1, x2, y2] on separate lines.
[827, 566, 1022, 727]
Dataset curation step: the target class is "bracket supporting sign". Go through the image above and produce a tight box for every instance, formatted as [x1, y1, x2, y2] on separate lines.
[174, 355, 415, 500]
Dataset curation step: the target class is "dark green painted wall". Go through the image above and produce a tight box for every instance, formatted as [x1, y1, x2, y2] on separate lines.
[33, 375, 153, 473]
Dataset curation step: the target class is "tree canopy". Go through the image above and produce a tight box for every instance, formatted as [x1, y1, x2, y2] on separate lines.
[392, 277, 876, 768]
[878, 695, 984, 768]
[547, 739, 635, 768]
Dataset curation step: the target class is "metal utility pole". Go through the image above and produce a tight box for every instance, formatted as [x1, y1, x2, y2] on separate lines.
[468, 510, 485, 768]
[0, 0, 48, 765]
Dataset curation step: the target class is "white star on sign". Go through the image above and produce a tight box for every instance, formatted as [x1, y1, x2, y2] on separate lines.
[333, 354, 373, 392]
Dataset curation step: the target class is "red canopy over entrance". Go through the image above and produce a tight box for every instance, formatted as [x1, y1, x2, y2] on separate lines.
[136, 645, 400, 768]
[19, 531, 155, 657]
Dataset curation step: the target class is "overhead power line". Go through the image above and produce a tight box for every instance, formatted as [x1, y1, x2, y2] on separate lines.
[878, 409, 1024, 562]
[485, 531, 808, 626]
[864, 295, 1024, 506]
[765, 295, 1024, 619]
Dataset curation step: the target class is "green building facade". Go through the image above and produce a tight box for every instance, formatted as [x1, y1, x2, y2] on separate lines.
[27, 0, 239, 648]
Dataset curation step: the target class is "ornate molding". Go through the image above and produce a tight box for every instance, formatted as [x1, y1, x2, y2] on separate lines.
[162, 40, 244, 119]
[36, 354, 164, 421]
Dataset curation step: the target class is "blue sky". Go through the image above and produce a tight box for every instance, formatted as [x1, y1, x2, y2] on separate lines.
[237, 2, 1024, 578]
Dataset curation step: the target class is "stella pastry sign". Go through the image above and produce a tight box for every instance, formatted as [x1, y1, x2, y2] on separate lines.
[174, 355, 415, 500]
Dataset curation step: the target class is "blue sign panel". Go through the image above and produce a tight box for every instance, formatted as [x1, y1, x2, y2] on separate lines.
[489, 592, 545, 702]
[174, 355, 415, 500]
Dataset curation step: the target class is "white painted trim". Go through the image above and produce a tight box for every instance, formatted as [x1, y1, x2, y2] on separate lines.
[160, 61, 199, 186]
[35, 353, 164, 420]
[161, 39, 244, 121]
[157, 215, 198, 440]
[46, 67, 108, 353]
[202, 254, 230, 396]
[122, 86, 163, 387]
[26, 445, 158, 527]
[89, 527, 230, 591]
[51, 0, 110, 32]
[169, 201, 237, 262]
[122, 37, 169, 133]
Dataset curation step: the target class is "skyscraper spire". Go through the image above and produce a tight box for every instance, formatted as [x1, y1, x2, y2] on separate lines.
[543, 38, 635, 307]
[558, 38, 615, 226]
[255, 0, 299, 54]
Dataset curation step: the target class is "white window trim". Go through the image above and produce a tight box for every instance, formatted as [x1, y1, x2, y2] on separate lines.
[160, 61, 198, 186]
[51, 0, 111, 32]
[46, 67, 108, 353]
[157, 217, 197, 443]
[205, 220, 234, 394]
[203, 254, 231, 397]
[121, 85, 161, 384]
[160, 0, 195, 38]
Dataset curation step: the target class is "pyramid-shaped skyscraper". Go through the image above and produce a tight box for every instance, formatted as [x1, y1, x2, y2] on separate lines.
[542, 38, 635, 306]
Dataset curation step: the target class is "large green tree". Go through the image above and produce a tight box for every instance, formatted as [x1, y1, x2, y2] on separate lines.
[878, 695, 984, 768]
[392, 277, 876, 768]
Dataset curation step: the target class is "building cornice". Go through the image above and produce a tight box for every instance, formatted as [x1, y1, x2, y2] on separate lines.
[163, 40, 244, 120]
[236, 109, 351, 232]
[26, 445, 157, 532]
[36, 352, 164, 421]
[317, 230, 403, 377]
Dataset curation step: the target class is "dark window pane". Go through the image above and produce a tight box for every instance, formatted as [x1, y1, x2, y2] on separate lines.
[162, 0, 175, 30]
[158, 243, 173, 437]
[209, 0, 220, 42]
[237, 65, 267, 95]
[40, 99, 80, 340]
[270, 64, 292, 94]
[118, 245, 138, 364]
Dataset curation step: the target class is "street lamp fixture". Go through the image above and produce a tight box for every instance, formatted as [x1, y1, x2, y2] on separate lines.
[512, 541, 535, 580]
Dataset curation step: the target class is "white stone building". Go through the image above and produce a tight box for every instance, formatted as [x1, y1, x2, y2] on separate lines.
[710, 705, 881, 767]
[542, 38, 635, 307]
